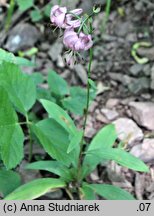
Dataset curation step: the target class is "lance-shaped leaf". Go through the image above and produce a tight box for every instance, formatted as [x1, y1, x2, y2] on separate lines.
[0, 170, 21, 197]
[84, 183, 135, 200]
[48, 70, 69, 96]
[32, 119, 78, 167]
[82, 148, 149, 178]
[26, 160, 73, 182]
[81, 183, 96, 200]
[0, 48, 34, 66]
[88, 124, 117, 150]
[0, 87, 24, 169]
[81, 124, 117, 178]
[4, 178, 66, 200]
[16, 0, 34, 11]
[62, 86, 96, 115]
[0, 62, 36, 115]
[67, 130, 83, 153]
[40, 99, 77, 134]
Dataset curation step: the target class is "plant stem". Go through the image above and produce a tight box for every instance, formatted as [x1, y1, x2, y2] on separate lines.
[83, 48, 93, 133]
[78, 12, 94, 34]
[26, 114, 33, 162]
[67, 12, 90, 33]
[77, 48, 93, 186]
[5, 0, 15, 31]
[101, 0, 111, 33]
[65, 188, 74, 200]
[58, 0, 62, 5]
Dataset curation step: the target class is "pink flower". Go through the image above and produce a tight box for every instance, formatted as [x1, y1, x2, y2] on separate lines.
[64, 52, 75, 66]
[65, 8, 83, 28]
[65, 17, 81, 28]
[50, 6, 83, 29]
[50, 5, 67, 28]
[70, 9, 83, 16]
[63, 28, 79, 50]
[63, 28, 93, 51]
[78, 32, 93, 50]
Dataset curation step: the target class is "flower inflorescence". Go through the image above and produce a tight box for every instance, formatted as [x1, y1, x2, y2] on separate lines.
[50, 5, 93, 65]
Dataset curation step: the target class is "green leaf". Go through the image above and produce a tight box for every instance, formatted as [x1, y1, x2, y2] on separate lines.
[0, 49, 34, 66]
[81, 124, 117, 178]
[32, 119, 78, 167]
[88, 79, 97, 90]
[67, 130, 83, 153]
[16, 0, 34, 11]
[18, 47, 38, 57]
[0, 170, 21, 197]
[83, 148, 149, 178]
[26, 161, 73, 182]
[48, 70, 69, 97]
[30, 72, 44, 85]
[0, 87, 24, 169]
[30, 9, 43, 22]
[62, 87, 86, 115]
[88, 124, 117, 150]
[0, 62, 36, 115]
[37, 88, 55, 101]
[86, 183, 135, 200]
[62, 86, 96, 115]
[81, 183, 96, 200]
[43, 3, 53, 17]
[40, 99, 77, 134]
[4, 178, 66, 200]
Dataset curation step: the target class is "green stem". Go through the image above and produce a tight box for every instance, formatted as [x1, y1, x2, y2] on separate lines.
[26, 114, 33, 162]
[83, 48, 93, 133]
[101, 0, 111, 33]
[67, 12, 90, 33]
[78, 12, 94, 34]
[5, 0, 15, 31]
[58, 0, 62, 5]
[65, 188, 74, 200]
[77, 48, 93, 185]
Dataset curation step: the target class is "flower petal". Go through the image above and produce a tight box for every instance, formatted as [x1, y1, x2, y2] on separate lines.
[55, 13, 66, 27]
[66, 19, 81, 28]
[70, 8, 83, 15]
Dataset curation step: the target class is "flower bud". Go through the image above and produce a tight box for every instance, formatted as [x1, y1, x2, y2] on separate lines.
[93, 5, 101, 14]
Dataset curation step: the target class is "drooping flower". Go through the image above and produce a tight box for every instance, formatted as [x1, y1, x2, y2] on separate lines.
[63, 28, 93, 51]
[78, 32, 93, 50]
[63, 28, 79, 50]
[65, 8, 83, 28]
[50, 5, 83, 29]
[50, 5, 67, 28]
[64, 51, 76, 66]
[70, 9, 83, 16]
[65, 16, 81, 28]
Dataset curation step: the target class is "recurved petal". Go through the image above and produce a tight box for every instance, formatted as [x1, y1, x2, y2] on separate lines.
[60, 6, 67, 14]
[66, 19, 81, 28]
[70, 8, 83, 15]
[55, 13, 66, 27]
[50, 5, 59, 16]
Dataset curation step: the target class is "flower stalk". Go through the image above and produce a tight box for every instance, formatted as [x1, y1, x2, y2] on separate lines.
[50, 4, 95, 199]
[76, 47, 93, 189]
